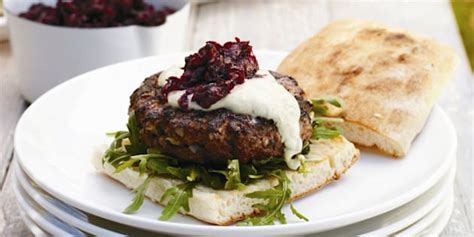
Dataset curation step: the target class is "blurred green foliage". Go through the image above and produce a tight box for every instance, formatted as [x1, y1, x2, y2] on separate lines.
[452, 0, 474, 71]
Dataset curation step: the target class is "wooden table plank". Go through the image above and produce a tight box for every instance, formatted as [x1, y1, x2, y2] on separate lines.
[0, 42, 31, 236]
[446, 185, 474, 236]
[0, 161, 32, 237]
[0, 42, 28, 188]
[187, 0, 330, 51]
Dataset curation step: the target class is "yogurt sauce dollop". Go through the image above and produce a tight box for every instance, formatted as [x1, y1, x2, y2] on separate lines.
[158, 66, 303, 170]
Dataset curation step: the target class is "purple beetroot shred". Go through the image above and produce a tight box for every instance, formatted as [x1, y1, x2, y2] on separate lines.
[162, 38, 259, 109]
[19, 0, 175, 27]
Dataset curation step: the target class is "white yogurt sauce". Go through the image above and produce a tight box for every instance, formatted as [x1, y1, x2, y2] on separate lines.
[158, 65, 184, 86]
[158, 67, 303, 169]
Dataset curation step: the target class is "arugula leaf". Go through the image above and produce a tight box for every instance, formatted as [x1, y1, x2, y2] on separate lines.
[138, 157, 148, 176]
[159, 182, 196, 220]
[102, 131, 129, 165]
[226, 160, 242, 188]
[166, 166, 193, 180]
[125, 112, 147, 154]
[109, 154, 131, 167]
[114, 158, 138, 174]
[210, 160, 245, 190]
[301, 140, 310, 155]
[197, 167, 226, 189]
[103, 113, 148, 167]
[311, 97, 344, 108]
[290, 203, 309, 222]
[141, 153, 226, 190]
[146, 157, 172, 174]
[114, 155, 149, 176]
[297, 158, 308, 173]
[312, 126, 341, 140]
[241, 170, 291, 225]
[241, 164, 263, 181]
[326, 97, 344, 108]
[311, 97, 345, 117]
[313, 117, 344, 124]
[311, 102, 329, 116]
[185, 166, 200, 182]
[251, 156, 287, 175]
[123, 176, 152, 214]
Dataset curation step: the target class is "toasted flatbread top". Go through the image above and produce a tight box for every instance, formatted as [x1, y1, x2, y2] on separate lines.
[278, 20, 459, 156]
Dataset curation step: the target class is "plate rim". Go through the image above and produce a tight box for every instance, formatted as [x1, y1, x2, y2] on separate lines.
[14, 51, 458, 235]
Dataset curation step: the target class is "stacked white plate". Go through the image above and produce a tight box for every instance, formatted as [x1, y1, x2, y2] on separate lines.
[13, 52, 457, 236]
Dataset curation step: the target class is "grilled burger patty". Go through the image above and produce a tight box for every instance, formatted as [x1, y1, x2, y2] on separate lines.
[130, 71, 313, 165]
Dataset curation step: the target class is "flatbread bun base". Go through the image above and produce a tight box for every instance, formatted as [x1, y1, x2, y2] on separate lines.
[94, 136, 359, 225]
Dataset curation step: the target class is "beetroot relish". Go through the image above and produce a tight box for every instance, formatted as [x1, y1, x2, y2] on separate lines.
[162, 38, 259, 109]
[19, 0, 175, 27]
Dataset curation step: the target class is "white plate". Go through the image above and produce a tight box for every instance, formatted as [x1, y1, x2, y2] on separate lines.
[14, 51, 457, 235]
[14, 154, 456, 237]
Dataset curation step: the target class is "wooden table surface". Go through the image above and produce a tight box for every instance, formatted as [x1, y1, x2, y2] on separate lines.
[0, 1, 472, 236]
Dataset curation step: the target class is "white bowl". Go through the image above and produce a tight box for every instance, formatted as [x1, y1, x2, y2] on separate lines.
[4, 0, 187, 102]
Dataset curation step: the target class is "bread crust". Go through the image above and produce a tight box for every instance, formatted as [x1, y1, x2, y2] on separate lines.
[277, 19, 459, 157]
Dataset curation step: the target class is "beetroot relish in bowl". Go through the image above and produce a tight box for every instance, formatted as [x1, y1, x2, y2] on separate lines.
[18, 0, 175, 27]
[162, 38, 259, 109]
